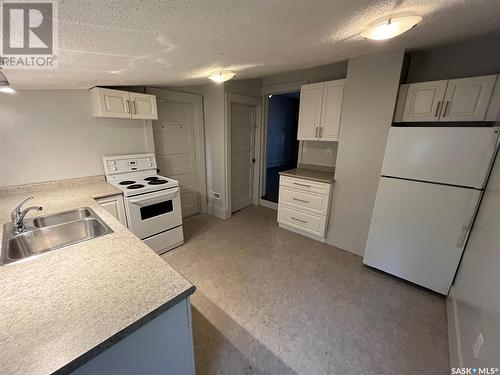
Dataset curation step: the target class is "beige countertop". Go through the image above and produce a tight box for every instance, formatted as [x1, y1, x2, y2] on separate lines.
[279, 167, 335, 183]
[0, 178, 195, 375]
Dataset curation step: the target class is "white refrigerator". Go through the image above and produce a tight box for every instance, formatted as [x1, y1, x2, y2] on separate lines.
[363, 127, 499, 294]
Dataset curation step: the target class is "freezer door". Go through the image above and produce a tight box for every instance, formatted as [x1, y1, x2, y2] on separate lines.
[381, 127, 499, 189]
[363, 177, 482, 294]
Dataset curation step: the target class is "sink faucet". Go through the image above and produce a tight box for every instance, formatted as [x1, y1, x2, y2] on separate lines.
[11, 196, 43, 234]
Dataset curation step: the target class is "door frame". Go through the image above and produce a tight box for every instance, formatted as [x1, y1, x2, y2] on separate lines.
[146, 87, 208, 215]
[225, 92, 262, 218]
[259, 80, 307, 208]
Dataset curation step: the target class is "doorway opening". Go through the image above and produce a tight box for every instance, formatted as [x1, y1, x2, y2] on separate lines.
[262, 91, 300, 203]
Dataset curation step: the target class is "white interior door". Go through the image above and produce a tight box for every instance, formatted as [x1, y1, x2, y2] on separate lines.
[153, 101, 200, 217]
[231, 103, 256, 212]
[402, 80, 447, 122]
[363, 177, 482, 295]
[441, 75, 496, 121]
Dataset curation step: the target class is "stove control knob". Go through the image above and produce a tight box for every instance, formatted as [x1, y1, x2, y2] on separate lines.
[149, 162, 153, 167]
[113, 167, 118, 171]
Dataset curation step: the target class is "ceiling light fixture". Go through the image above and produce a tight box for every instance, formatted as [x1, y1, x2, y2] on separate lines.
[362, 14, 422, 41]
[208, 71, 236, 83]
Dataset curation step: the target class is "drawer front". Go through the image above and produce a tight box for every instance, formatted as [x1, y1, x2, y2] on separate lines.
[279, 187, 329, 215]
[280, 175, 330, 195]
[278, 205, 326, 237]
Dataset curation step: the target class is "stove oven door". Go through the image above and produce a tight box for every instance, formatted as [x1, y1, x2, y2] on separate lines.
[125, 188, 183, 239]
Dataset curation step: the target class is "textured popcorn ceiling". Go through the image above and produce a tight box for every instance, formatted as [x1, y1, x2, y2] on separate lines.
[4, 0, 500, 89]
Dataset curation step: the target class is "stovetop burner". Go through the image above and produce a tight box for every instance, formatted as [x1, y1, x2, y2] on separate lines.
[148, 180, 168, 185]
[127, 184, 145, 189]
[144, 176, 159, 181]
[119, 180, 136, 185]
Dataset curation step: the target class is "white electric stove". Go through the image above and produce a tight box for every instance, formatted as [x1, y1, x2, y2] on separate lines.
[103, 153, 184, 254]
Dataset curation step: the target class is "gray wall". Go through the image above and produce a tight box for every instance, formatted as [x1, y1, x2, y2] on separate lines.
[448, 149, 500, 369]
[0, 90, 152, 187]
[406, 32, 500, 83]
[326, 50, 405, 256]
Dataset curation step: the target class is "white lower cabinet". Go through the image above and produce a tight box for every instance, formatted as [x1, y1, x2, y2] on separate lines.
[95, 194, 128, 227]
[277, 175, 332, 241]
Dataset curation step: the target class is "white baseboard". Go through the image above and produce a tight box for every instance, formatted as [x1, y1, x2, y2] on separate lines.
[259, 199, 278, 210]
[447, 288, 463, 369]
[207, 204, 229, 220]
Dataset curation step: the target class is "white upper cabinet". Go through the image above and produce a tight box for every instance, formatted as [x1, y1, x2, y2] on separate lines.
[297, 82, 323, 140]
[399, 74, 497, 122]
[129, 92, 158, 120]
[90, 87, 158, 120]
[320, 79, 345, 140]
[441, 75, 496, 121]
[297, 79, 345, 141]
[402, 80, 448, 122]
[90, 88, 131, 119]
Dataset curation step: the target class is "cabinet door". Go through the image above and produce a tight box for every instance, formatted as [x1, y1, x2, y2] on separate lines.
[130, 93, 158, 120]
[91, 88, 131, 118]
[319, 79, 345, 140]
[402, 80, 447, 122]
[297, 82, 324, 140]
[95, 195, 128, 227]
[440, 75, 496, 122]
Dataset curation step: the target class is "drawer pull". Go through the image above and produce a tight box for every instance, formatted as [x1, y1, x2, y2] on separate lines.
[294, 182, 311, 188]
[291, 216, 307, 224]
[292, 197, 310, 204]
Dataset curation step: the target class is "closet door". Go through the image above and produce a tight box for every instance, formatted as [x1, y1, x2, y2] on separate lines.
[440, 75, 496, 122]
[297, 82, 324, 140]
[402, 80, 447, 122]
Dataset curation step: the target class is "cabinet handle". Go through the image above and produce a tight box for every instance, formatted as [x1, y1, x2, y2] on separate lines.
[292, 197, 310, 204]
[434, 101, 442, 118]
[132, 101, 137, 114]
[291, 216, 307, 224]
[125, 100, 131, 114]
[319, 127, 323, 138]
[442, 101, 450, 117]
[294, 182, 311, 188]
[315, 127, 319, 137]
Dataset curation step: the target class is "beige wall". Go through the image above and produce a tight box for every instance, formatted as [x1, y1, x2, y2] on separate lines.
[0, 89, 152, 187]
[225, 79, 262, 97]
[326, 50, 404, 256]
[300, 141, 337, 168]
[448, 149, 500, 369]
[262, 61, 347, 87]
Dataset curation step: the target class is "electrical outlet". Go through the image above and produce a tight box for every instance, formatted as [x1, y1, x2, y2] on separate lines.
[473, 332, 484, 359]
[209, 191, 221, 199]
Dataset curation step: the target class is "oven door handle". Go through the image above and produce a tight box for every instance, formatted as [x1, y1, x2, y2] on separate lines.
[128, 187, 179, 207]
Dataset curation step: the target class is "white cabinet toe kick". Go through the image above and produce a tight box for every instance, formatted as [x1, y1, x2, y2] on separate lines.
[277, 175, 332, 242]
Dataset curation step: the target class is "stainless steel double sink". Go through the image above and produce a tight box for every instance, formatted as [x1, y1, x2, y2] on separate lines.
[1, 207, 113, 266]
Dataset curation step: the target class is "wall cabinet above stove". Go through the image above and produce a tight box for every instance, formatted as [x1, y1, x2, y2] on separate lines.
[395, 74, 498, 122]
[90, 87, 158, 120]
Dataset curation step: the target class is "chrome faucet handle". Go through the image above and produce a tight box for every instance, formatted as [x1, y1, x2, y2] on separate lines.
[11, 196, 34, 222]
[11, 197, 42, 234]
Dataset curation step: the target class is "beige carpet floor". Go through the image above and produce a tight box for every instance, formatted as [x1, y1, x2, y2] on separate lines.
[162, 206, 449, 375]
